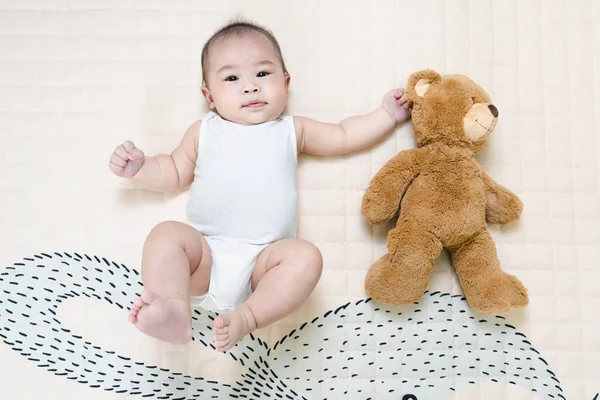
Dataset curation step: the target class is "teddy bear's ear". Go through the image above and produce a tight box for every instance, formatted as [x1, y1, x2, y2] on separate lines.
[405, 69, 442, 101]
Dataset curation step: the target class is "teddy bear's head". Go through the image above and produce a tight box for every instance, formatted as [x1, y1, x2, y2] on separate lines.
[405, 69, 498, 152]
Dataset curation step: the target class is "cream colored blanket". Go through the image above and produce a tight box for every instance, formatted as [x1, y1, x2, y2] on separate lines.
[0, 1, 598, 399]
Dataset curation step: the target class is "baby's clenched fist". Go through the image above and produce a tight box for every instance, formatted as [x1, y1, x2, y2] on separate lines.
[382, 88, 413, 124]
[109, 140, 145, 178]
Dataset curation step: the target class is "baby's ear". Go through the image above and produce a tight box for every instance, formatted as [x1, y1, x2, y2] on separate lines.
[201, 85, 216, 109]
[405, 69, 442, 102]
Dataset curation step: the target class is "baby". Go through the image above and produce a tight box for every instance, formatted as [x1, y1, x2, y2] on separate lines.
[109, 20, 412, 352]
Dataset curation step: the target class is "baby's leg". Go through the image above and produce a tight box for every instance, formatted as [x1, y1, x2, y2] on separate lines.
[213, 239, 322, 351]
[129, 221, 211, 344]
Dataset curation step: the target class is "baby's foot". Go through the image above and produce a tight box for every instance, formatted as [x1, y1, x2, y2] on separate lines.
[128, 290, 192, 344]
[213, 304, 257, 352]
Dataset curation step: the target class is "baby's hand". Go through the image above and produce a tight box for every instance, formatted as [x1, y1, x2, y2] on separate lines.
[382, 88, 413, 124]
[109, 140, 145, 178]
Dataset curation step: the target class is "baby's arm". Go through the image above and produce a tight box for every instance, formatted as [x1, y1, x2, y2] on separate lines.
[295, 89, 412, 155]
[109, 121, 200, 192]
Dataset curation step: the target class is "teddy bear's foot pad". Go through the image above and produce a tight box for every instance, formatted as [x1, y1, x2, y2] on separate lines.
[364, 254, 432, 305]
[463, 271, 529, 314]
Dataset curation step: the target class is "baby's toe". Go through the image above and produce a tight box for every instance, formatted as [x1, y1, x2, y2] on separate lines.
[215, 326, 229, 336]
[133, 297, 145, 309]
[214, 314, 230, 330]
[221, 342, 235, 352]
[214, 332, 229, 342]
[215, 340, 230, 351]
[140, 290, 157, 305]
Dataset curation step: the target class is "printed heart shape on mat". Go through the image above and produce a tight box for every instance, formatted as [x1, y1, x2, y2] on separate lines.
[0, 252, 578, 399]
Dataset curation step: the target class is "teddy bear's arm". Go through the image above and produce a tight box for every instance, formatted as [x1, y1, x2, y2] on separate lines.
[361, 149, 421, 225]
[482, 171, 523, 224]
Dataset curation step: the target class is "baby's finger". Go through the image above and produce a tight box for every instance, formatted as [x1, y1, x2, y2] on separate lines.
[397, 95, 408, 105]
[109, 160, 124, 175]
[389, 88, 401, 99]
[110, 154, 127, 167]
[128, 147, 144, 161]
[113, 145, 129, 161]
[122, 140, 135, 153]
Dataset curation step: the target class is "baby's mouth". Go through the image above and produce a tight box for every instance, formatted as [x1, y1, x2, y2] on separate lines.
[243, 101, 267, 108]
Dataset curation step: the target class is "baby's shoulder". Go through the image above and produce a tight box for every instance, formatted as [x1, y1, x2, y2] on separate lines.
[180, 119, 202, 153]
[287, 116, 304, 152]
[188, 119, 202, 133]
[187, 119, 202, 136]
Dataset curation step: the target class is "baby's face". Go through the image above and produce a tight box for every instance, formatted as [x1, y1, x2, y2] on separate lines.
[202, 33, 290, 125]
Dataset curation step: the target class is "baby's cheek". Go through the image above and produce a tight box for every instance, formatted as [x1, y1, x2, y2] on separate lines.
[222, 86, 239, 101]
[272, 86, 289, 107]
[218, 90, 241, 110]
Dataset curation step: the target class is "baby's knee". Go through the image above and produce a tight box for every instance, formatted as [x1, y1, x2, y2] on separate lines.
[146, 220, 181, 243]
[296, 240, 323, 277]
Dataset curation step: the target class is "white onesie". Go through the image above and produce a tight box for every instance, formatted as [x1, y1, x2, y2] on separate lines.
[187, 111, 298, 312]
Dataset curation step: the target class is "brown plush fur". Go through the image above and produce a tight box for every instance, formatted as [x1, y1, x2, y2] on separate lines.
[361, 69, 528, 314]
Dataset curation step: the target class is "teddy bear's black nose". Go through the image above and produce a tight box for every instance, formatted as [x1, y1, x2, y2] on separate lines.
[488, 104, 498, 118]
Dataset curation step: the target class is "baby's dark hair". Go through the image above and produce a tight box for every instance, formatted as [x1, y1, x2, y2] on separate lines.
[201, 18, 288, 84]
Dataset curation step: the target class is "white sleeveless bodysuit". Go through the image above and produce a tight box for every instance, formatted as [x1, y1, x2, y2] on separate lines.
[187, 111, 298, 312]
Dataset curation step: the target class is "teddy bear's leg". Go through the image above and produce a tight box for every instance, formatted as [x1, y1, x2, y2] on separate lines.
[450, 228, 529, 314]
[365, 222, 442, 305]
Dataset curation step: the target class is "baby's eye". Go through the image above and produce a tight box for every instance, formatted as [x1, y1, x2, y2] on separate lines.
[257, 71, 270, 78]
[225, 76, 238, 82]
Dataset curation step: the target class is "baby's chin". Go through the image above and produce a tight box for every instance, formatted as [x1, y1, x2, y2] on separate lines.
[218, 107, 281, 125]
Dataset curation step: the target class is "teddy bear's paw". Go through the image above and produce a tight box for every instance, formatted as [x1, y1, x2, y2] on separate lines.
[361, 191, 396, 225]
[485, 190, 524, 225]
[365, 254, 428, 305]
[465, 271, 529, 314]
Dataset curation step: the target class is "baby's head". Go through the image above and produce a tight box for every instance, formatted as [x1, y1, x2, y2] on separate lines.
[201, 20, 290, 125]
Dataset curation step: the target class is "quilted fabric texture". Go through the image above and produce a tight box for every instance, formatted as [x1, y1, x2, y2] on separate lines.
[0, 1, 598, 399]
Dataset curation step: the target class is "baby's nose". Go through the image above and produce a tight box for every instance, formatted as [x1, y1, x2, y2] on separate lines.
[244, 87, 259, 93]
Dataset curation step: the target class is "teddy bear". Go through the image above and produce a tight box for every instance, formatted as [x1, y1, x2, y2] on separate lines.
[361, 69, 529, 314]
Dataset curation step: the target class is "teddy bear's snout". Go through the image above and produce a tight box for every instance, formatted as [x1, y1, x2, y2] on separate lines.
[488, 104, 498, 118]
